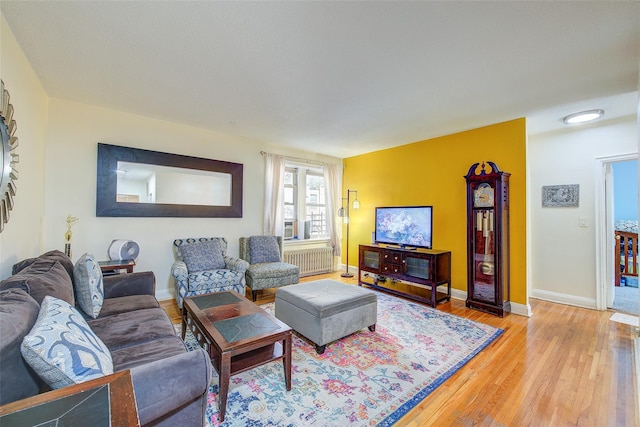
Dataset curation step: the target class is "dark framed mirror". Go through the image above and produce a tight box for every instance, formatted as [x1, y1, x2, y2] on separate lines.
[96, 143, 243, 217]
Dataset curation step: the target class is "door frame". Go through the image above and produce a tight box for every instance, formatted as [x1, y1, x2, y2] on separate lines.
[595, 152, 638, 310]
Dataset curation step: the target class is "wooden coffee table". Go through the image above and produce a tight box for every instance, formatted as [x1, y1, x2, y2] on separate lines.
[181, 290, 292, 422]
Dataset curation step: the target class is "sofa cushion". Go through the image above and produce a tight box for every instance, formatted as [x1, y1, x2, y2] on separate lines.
[96, 294, 160, 318]
[111, 336, 186, 371]
[181, 239, 225, 272]
[21, 296, 113, 389]
[0, 259, 74, 306]
[87, 308, 177, 351]
[12, 250, 75, 280]
[0, 289, 43, 405]
[73, 253, 104, 319]
[247, 262, 298, 279]
[249, 235, 281, 263]
[42, 250, 76, 281]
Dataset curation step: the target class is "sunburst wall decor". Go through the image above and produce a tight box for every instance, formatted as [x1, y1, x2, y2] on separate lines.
[0, 80, 19, 232]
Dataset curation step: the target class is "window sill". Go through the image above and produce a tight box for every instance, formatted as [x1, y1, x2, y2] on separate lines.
[283, 238, 330, 249]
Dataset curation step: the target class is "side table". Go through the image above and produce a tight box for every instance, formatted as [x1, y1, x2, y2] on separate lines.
[99, 259, 136, 276]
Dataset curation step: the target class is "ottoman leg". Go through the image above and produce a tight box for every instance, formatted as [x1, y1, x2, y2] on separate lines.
[315, 344, 326, 354]
[368, 324, 376, 332]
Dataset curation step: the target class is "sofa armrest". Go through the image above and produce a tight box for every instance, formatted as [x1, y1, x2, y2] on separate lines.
[129, 349, 212, 426]
[224, 256, 250, 274]
[103, 271, 156, 299]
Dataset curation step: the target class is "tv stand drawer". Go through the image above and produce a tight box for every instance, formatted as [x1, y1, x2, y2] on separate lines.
[382, 251, 402, 264]
[381, 263, 401, 274]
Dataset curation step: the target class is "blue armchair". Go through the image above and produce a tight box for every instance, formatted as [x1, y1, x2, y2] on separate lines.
[239, 236, 300, 302]
[171, 237, 249, 308]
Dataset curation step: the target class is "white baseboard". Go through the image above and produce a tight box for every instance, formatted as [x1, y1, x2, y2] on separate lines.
[451, 288, 531, 317]
[511, 301, 533, 317]
[530, 288, 596, 310]
[451, 288, 466, 301]
[156, 289, 173, 302]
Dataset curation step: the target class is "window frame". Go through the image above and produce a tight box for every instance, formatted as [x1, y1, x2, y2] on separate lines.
[283, 163, 329, 240]
[283, 167, 297, 222]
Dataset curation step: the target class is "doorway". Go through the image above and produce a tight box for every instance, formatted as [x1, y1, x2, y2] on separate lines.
[611, 159, 639, 313]
[595, 154, 638, 313]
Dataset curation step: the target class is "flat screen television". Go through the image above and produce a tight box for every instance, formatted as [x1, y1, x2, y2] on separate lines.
[375, 206, 433, 249]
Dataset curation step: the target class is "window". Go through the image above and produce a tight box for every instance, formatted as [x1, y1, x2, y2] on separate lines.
[305, 172, 327, 238]
[283, 165, 328, 239]
[284, 168, 297, 221]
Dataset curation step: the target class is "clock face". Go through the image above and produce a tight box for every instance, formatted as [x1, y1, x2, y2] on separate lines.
[474, 183, 494, 207]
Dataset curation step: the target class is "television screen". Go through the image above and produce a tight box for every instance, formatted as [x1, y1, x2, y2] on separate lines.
[375, 206, 432, 249]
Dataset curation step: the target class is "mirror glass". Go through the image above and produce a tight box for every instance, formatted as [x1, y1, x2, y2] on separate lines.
[116, 161, 232, 206]
[97, 143, 243, 217]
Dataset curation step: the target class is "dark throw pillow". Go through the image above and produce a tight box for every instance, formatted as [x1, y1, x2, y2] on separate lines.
[0, 259, 74, 306]
[0, 289, 42, 404]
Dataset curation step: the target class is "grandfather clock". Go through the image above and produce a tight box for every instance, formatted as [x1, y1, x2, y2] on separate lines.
[464, 161, 510, 317]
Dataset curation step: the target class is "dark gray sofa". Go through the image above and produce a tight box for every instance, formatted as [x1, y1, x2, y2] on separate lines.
[0, 250, 212, 426]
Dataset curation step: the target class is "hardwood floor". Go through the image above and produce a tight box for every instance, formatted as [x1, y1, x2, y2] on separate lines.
[159, 273, 639, 426]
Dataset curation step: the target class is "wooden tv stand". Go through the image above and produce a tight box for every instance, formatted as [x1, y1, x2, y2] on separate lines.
[358, 244, 451, 307]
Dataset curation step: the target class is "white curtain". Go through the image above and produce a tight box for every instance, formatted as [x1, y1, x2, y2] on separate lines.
[324, 163, 342, 256]
[263, 153, 286, 236]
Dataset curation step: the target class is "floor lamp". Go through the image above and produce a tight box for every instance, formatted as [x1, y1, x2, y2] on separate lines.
[338, 189, 359, 278]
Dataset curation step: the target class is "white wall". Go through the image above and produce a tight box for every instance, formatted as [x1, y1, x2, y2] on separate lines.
[528, 116, 638, 308]
[41, 98, 339, 299]
[0, 15, 49, 275]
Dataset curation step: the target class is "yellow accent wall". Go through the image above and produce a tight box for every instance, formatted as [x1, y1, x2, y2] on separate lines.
[342, 118, 527, 305]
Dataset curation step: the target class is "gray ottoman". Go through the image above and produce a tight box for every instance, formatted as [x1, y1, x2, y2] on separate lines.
[275, 279, 377, 354]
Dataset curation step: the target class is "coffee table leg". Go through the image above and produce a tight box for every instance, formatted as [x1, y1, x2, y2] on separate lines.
[284, 332, 292, 391]
[218, 353, 231, 422]
[181, 309, 187, 340]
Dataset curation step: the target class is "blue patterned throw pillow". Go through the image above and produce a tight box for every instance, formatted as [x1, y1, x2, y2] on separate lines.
[21, 296, 113, 389]
[249, 236, 281, 263]
[73, 253, 104, 319]
[181, 239, 225, 272]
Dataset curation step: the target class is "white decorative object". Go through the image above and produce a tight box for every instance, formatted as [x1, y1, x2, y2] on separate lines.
[108, 239, 140, 260]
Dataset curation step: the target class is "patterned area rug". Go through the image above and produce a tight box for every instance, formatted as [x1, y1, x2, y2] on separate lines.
[177, 292, 502, 426]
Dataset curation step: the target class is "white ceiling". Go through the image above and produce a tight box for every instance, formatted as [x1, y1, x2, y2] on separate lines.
[2, 1, 639, 158]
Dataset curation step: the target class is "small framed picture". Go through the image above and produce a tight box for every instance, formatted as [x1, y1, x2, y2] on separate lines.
[542, 184, 579, 207]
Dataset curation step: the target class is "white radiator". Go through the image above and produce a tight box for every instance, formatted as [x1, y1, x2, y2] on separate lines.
[284, 247, 334, 277]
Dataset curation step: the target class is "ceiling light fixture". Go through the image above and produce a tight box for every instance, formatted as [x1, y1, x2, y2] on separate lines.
[562, 109, 604, 125]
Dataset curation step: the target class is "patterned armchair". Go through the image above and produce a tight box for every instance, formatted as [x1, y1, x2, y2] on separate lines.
[239, 236, 300, 301]
[171, 237, 250, 308]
